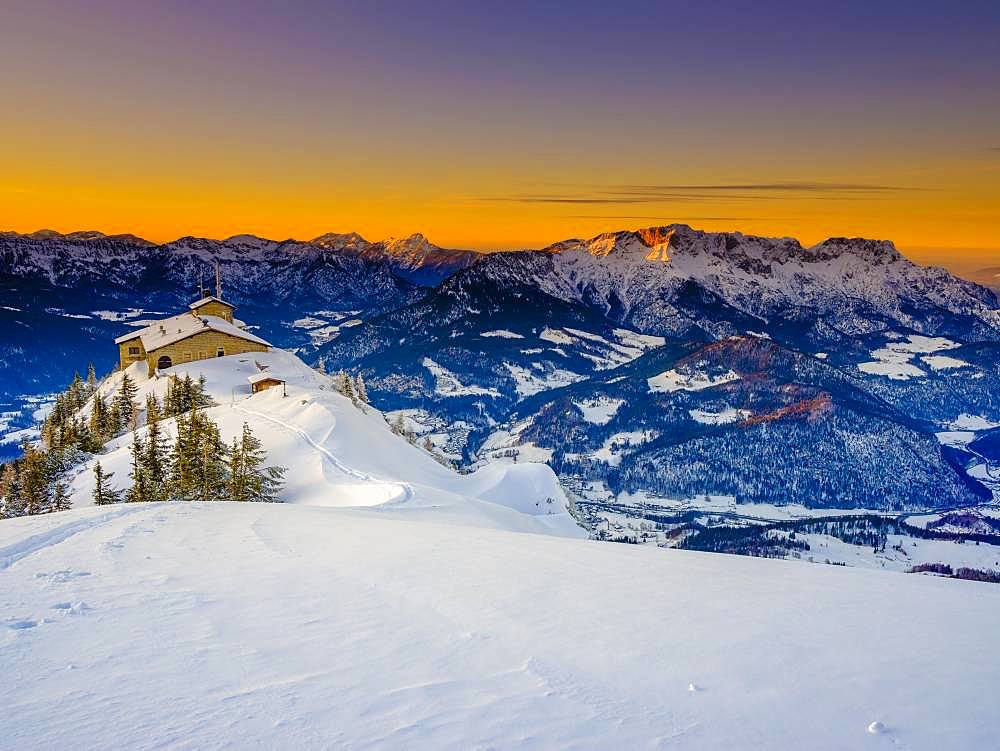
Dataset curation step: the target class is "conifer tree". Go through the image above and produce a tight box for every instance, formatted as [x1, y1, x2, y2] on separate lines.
[338, 371, 355, 401]
[170, 407, 227, 501]
[115, 372, 139, 433]
[89, 394, 110, 446]
[19, 439, 51, 516]
[92, 462, 122, 506]
[180, 374, 196, 412]
[142, 394, 170, 501]
[193, 410, 228, 502]
[0, 463, 23, 518]
[86, 362, 98, 391]
[125, 429, 149, 503]
[355, 373, 368, 403]
[226, 422, 285, 502]
[169, 411, 193, 498]
[166, 374, 211, 416]
[196, 375, 210, 408]
[108, 401, 122, 438]
[164, 376, 177, 416]
[68, 372, 85, 411]
[51, 481, 72, 512]
[392, 414, 406, 435]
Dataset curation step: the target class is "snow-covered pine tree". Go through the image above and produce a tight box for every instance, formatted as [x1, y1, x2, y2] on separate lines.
[227, 422, 285, 502]
[392, 414, 405, 435]
[86, 362, 98, 391]
[92, 462, 122, 506]
[355, 374, 368, 404]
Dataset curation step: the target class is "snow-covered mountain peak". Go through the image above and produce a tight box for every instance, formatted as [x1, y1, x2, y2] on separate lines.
[221, 233, 278, 248]
[525, 224, 1000, 339]
[382, 232, 437, 257]
[808, 236, 903, 264]
[310, 231, 371, 251]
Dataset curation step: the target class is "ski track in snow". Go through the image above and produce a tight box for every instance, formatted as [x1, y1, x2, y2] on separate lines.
[0, 505, 154, 570]
[233, 402, 413, 505]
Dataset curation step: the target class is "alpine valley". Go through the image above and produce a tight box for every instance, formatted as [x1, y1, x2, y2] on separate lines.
[3, 224, 999, 525]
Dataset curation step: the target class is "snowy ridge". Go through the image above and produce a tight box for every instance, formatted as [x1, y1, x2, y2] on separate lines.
[65, 350, 582, 537]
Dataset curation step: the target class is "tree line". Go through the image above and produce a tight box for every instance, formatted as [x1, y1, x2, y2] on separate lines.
[1, 368, 285, 518]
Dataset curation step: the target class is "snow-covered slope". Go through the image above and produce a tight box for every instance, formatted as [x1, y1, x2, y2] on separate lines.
[3, 501, 1000, 750]
[67, 350, 582, 537]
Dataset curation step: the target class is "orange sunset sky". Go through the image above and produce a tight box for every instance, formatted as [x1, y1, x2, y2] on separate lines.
[1, 1, 997, 272]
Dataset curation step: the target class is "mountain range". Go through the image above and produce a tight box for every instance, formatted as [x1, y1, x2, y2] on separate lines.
[2, 225, 998, 510]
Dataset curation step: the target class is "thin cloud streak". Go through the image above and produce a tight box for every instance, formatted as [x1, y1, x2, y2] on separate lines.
[478, 181, 919, 206]
[610, 182, 919, 193]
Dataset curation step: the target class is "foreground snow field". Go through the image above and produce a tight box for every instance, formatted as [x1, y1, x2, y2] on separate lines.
[3, 502, 1000, 750]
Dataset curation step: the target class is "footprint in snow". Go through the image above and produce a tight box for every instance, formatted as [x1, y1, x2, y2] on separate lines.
[8, 619, 38, 630]
[52, 601, 91, 615]
[36, 570, 91, 584]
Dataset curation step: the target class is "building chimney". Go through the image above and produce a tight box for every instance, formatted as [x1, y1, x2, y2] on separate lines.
[215, 260, 222, 300]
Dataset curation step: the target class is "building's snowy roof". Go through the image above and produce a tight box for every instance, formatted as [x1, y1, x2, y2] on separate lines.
[189, 295, 234, 310]
[114, 313, 270, 352]
[247, 373, 285, 385]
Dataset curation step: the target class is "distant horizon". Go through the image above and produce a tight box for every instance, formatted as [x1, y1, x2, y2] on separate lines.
[2, 1, 997, 262]
[3, 222, 997, 279]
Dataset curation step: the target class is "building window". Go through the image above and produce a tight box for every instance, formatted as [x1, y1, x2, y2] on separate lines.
[128, 346, 140, 355]
[217, 347, 225, 357]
